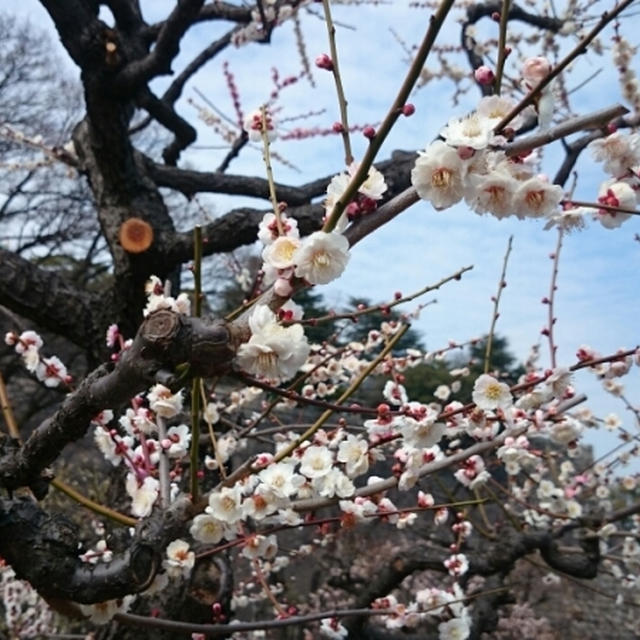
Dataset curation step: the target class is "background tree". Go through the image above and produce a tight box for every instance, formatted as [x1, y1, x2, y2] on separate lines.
[0, 1, 639, 639]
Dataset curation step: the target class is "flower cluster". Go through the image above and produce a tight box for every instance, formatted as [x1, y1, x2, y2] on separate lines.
[4, 329, 70, 387]
[324, 162, 388, 229]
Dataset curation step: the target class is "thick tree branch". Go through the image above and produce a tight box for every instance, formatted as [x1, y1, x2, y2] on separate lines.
[141, 2, 253, 42]
[0, 310, 238, 495]
[115, 0, 206, 92]
[0, 248, 103, 355]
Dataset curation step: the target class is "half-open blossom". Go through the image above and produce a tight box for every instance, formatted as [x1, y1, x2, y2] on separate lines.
[258, 212, 299, 245]
[243, 107, 277, 142]
[595, 181, 635, 228]
[293, 231, 349, 284]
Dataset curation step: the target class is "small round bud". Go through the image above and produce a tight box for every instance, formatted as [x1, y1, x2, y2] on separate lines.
[474, 65, 495, 86]
[315, 53, 334, 71]
[401, 103, 415, 116]
[362, 126, 376, 139]
[332, 121, 345, 133]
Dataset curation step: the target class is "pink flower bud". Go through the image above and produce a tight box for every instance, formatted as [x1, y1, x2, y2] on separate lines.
[274, 277, 293, 297]
[457, 146, 475, 160]
[332, 121, 344, 133]
[401, 103, 415, 116]
[362, 126, 376, 139]
[315, 53, 334, 71]
[522, 56, 551, 85]
[474, 65, 495, 86]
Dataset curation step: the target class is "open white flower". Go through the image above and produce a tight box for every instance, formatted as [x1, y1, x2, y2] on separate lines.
[163, 539, 195, 579]
[148, 384, 183, 418]
[207, 485, 244, 524]
[466, 170, 517, 218]
[299, 445, 333, 478]
[293, 231, 349, 284]
[258, 462, 304, 498]
[190, 513, 230, 544]
[125, 474, 159, 517]
[472, 374, 512, 410]
[512, 177, 563, 218]
[336, 435, 369, 478]
[236, 305, 310, 381]
[262, 234, 300, 270]
[412, 140, 467, 209]
[441, 112, 494, 149]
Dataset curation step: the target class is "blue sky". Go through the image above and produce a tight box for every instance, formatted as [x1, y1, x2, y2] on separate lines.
[11, 1, 640, 466]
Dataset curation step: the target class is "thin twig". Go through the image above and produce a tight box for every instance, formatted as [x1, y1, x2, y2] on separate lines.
[545, 229, 563, 368]
[493, 0, 636, 133]
[323, 0, 456, 232]
[484, 235, 513, 373]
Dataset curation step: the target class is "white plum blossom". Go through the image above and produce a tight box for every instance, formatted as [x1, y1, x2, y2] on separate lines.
[262, 234, 301, 270]
[595, 181, 636, 228]
[320, 617, 348, 639]
[147, 384, 183, 418]
[293, 231, 350, 285]
[412, 140, 467, 209]
[512, 177, 563, 218]
[441, 112, 494, 149]
[438, 616, 471, 640]
[236, 305, 310, 381]
[382, 380, 408, 406]
[300, 445, 334, 478]
[443, 553, 469, 576]
[37, 355, 68, 387]
[465, 170, 517, 218]
[242, 534, 278, 560]
[434, 384, 451, 401]
[454, 455, 490, 488]
[395, 403, 446, 449]
[163, 424, 191, 457]
[258, 462, 305, 498]
[163, 539, 195, 579]
[207, 485, 244, 524]
[313, 467, 355, 498]
[336, 435, 369, 477]
[190, 513, 230, 544]
[472, 374, 512, 410]
[125, 474, 159, 517]
[590, 131, 640, 176]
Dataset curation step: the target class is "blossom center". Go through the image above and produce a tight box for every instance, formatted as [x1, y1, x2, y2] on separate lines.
[432, 168, 452, 188]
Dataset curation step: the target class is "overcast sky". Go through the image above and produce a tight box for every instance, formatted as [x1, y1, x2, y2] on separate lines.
[9, 1, 640, 467]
